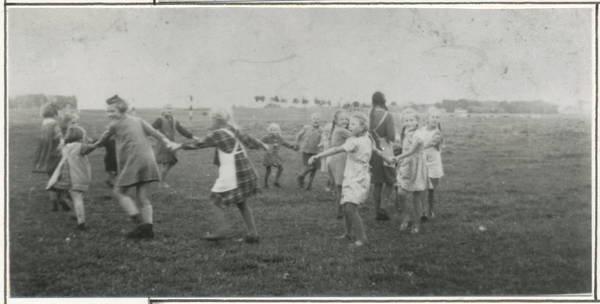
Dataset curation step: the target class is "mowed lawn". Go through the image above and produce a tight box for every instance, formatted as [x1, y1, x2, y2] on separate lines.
[8, 107, 593, 297]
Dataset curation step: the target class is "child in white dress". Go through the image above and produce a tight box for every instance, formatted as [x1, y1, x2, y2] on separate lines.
[309, 112, 372, 247]
[420, 107, 444, 220]
[375, 108, 428, 234]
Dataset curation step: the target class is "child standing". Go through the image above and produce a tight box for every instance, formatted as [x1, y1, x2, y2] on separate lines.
[420, 107, 444, 220]
[152, 103, 197, 188]
[295, 112, 322, 190]
[92, 95, 177, 239]
[175, 107, 268, 243]
[47, 126, 96, 230]
[32, 103, 70, 211]
[327, 110, 351, 220]
[375, 108, 428, 234]
[261, 123, 296, 189]
[309, 112, 373, 247]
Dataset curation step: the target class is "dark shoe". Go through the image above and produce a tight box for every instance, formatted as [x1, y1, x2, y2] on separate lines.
[273, 182, 282, 188]
[420, 212, 428, 223]
[202, 233, 226, 241]
[244, 235, 260, 244]
[375, 211, 390, 221]
[77, 223, 87, 231]
[127, 224, 153, 239]
[59, 199, 71, 211]
[296, 176, 305, 188]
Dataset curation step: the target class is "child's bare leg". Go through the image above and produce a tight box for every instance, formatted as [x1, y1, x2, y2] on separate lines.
[382, 182, 393, 212]
[345, 203, 367, 245]
[336, 203, 352, 239]
[236, 201, 258, 238]
[412, 191, 422, 231]
[264, 166, 271, 187]
[305, 167, 317, 190]
[373, 183, 390, 220]
[159, 162, 176, 188]
[274, 166, 284, 186]
[68, 190, 85, 226]
[397, 188, 411, 230]
[48, 190, 59, 211]
[106, 171, 117, 187]
[427, 178, 440, 216]
[113, 186, 142, 223]
[335, 185, 343, 219]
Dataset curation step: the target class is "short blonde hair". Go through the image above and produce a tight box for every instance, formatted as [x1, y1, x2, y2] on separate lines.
[401, 108, 421, 124]
[267, 123, 281, 135]
[350, 112, 370, 136]
[209, 106, 238, 129]
[310, 112, 321, 120]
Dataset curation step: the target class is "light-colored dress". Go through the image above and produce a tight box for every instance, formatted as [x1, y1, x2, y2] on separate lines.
[319, 131, 331, 173]
[47, 142, 95, 192]
[340, 135, 372, 204]
[96, 115, 164, 187]
[32, 118, 63, 176]
[396, 129, 428, 192]
[328, 127, 351, 185]
[421, 127, 444, 179]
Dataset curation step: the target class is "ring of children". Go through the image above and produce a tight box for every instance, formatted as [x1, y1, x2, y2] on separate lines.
[8, 106, 592, 297]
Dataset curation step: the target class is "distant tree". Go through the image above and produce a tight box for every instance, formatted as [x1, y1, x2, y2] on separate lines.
[254, 95, 262, 102]
[293, 98, 300, 104]
[352, 101, 361, 108]
[271, 96, 280, 103]
[302, 98, 309, 105]
[281, 98, 287, 104]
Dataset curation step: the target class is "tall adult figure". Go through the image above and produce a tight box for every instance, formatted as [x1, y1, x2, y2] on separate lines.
[369, 91, 397, 221]
[152, 104, 196, 188]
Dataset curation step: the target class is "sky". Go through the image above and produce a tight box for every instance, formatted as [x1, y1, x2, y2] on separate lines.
[7, 5, 594, 109]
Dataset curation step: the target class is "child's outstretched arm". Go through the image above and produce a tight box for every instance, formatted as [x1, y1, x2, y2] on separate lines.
[308, 146, 344, 165]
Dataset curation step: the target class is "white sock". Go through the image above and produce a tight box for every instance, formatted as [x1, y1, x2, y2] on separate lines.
[141, 206, 153, 224]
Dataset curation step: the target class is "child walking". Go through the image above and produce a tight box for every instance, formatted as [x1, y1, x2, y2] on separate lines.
[32, 103, 70, 211]
[175, 107, 269, 243]
[261, 123, 296, 188]
[295, 112, 322, 190]
[420, 107, 444, 220]
[92, 95, 177, 239]
[374, 108, 428, 234]
[327, 110, 351, 219]
[309, 112, 373, 247]
[46, 126, 96, 230]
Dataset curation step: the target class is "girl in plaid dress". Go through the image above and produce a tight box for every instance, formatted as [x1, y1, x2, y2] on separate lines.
[175, 107, 269, 243]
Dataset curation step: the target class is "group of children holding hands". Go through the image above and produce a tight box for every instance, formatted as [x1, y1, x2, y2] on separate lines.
[32, 91, 444, 247]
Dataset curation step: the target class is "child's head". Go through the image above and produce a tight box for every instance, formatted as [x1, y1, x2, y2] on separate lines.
[310, 112, 321, 127]
[62, 113, 80, 128]
[209, 106, 237, 129]
[322, 123, 332, 134]
[371, 91, 387, 109]
[267, 123, 282, 136]
[41, 103, 59, 118]
[64, 126, 86, 144]
[106, 95, 128, 120]
[426, 106, 442, 129]
[401, 108, 421, 131]
[332, 110, 349, 129]
[162, 104, 174, 116]
[348, 112, 370, 137]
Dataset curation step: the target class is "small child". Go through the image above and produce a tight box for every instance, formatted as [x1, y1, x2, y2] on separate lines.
[174, 107, 268, 243]
[295, 112, 322, 190]
[318, 123, 332, 191]
[46, 126, 96, 230]
[60, 112, 80, 136]
[261, 123, 296, 188]
[32, 103, 70, 211]
[374, 108, 428, 234]
[309, 112, 373, 247]
[327, 110, 351, 219]
[420, 107, 444, 221]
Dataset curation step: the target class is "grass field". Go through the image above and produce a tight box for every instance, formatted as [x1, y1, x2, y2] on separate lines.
[7, 107, 593, 297]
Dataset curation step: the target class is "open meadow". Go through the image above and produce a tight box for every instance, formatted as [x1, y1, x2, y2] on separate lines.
[7, 107, 593, 297]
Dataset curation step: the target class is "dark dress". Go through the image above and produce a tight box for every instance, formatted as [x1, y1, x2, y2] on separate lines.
[101, 139, 118, 173]
[32, 118, 63, 176]
[152, 115, 193, 164]
[369, 108, 397, 184]
[261, 133, 294, 167]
